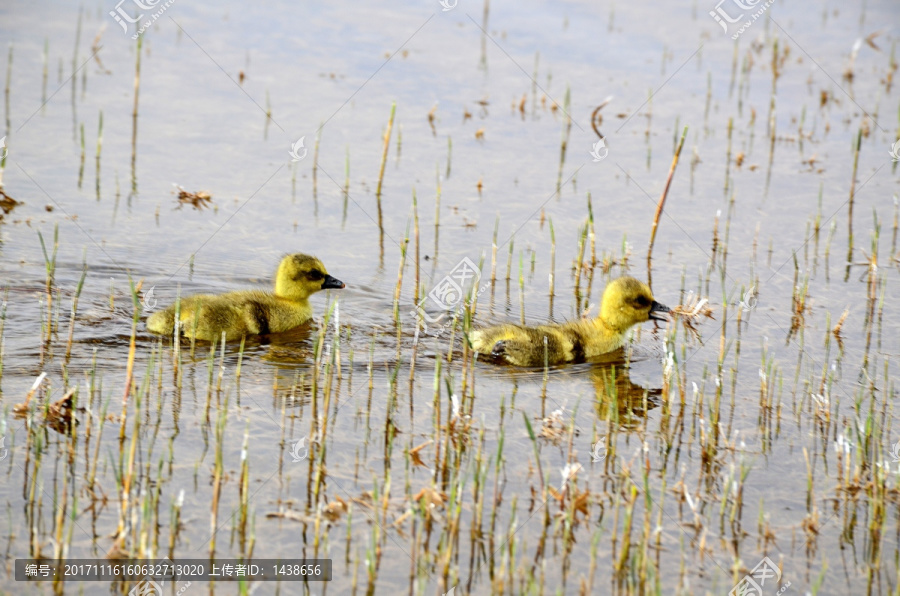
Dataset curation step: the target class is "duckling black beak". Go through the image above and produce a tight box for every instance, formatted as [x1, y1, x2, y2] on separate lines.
[648, 301, 670, 321]
[322, 274, 346, 290]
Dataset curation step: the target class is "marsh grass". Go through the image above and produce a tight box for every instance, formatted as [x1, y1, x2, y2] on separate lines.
[130, 35, 142, 193]
[376, 102, 397, 259]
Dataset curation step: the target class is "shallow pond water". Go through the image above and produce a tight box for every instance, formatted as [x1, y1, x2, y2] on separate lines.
[1, 0, 899, 594]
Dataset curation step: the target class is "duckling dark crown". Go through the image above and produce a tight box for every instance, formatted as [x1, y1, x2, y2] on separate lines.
[284, 254, 324, 278]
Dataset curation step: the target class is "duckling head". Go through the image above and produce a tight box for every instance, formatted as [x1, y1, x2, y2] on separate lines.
[599, 276, 669, 331]
[274, 253, 345, 301]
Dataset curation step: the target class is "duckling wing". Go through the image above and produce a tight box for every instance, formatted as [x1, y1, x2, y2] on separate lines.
[179, 295, 253, 341]
[233, 291, 313, 334]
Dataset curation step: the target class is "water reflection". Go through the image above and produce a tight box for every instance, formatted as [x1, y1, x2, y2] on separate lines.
[589, 363, 661, 429]
[472, 348, 662, 430]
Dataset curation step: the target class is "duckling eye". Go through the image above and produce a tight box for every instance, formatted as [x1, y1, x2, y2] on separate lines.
[634, 295, 650, 308]
[307, 270, 324, 281]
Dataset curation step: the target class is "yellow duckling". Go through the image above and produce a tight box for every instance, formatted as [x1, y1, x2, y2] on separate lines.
[146, 253, 345, 341]
[469, 276, 668, 367]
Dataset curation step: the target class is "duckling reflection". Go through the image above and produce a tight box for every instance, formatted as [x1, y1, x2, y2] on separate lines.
[147, 253, 344, 341]
[260, 326, 318, 363]
[470, 276, 669, 366]
[590, 364, 661, 429]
